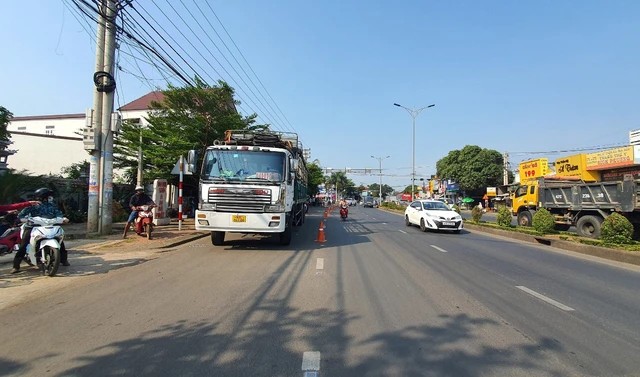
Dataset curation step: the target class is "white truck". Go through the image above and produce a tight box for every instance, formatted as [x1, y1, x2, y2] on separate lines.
[187, 130, 308, 246]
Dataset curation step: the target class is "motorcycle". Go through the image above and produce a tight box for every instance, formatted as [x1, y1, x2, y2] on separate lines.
[340, 205, 348, 221]
[134, 204, 156, 240]
[0, 213, 21, 257]
[22, 216, 67, 277]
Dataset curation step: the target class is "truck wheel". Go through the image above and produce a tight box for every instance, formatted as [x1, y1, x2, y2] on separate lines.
[517, 211, 532, 227]
[211, 231, 225, 246]
[576, 215, 603, 238]
[279, 215, 293, 245]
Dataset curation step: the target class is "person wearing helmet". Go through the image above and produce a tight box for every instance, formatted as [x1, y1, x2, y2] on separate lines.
[11, 188, 69, 274]
[123, 185, 154, 238]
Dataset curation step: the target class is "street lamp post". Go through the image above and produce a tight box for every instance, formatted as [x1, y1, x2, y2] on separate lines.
[393, 102, 435, 199]
[371, 155, 390, 205]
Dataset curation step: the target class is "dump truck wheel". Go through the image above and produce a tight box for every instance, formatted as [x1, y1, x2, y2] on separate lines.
[517, 211, 532, 227]
[576, 215, 603, 239]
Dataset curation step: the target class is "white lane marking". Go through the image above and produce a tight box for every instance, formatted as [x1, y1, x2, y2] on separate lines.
[516, 286, 575, 311]
[430, 245, 448, 253]
[316, 258, 324, 270]
[382, 222, 387, 225]
[301, 351, 321, 371]
[399, 230, 408, 234]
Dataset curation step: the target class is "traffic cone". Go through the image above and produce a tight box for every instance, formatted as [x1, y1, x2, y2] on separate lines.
[323, 210, 328, 219]
[315, 220, 326, 243]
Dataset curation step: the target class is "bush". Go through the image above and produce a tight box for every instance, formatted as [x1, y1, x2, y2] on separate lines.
[601, 213, 634, 244]
[471, 205, 483, 223]
[451, 204, 461, 214]
[496, 205, 512, 228]
[532, 208, 555, 233]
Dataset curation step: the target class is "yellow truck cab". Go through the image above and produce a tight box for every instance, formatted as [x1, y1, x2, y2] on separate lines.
[511, 158, 548, 226]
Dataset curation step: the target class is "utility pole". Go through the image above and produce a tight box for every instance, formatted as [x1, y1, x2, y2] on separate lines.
[503, 151, 509, 185]
[97, 0, 119, 235]
[137, 128, 143, 187]
[87, 1, 107, 234]
[371, 155, 390, 204]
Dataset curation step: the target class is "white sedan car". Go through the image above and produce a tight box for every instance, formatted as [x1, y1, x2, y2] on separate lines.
[404, 199, 463, 233]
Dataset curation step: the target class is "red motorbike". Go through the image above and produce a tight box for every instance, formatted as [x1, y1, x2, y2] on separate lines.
[0, 213, 21, 257]
[134, 204, 156, 240]
[339, 205, 348, 221]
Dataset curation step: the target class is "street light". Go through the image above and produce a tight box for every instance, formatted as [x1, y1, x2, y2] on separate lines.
[394, 102, 435, 199]
[371, 155, 390, 205]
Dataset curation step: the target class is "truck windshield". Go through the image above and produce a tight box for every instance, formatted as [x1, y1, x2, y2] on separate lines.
[201, 150, 286, 182]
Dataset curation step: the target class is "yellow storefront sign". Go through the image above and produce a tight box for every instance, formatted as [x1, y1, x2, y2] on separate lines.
[585, 146, 634, 170]
[554, 154, 600, 181]
[518, 158, 549, 180]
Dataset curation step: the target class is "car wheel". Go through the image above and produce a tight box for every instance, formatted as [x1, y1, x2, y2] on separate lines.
[420, 218, 427, 232]
[405, 215, 411, 227]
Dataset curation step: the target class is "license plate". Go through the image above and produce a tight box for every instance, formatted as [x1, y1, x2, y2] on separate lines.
[232, 215, 247, 223]
[443, 221, 455, 226]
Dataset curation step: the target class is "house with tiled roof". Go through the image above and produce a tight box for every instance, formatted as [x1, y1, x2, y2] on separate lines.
[6, 92, 164, 175]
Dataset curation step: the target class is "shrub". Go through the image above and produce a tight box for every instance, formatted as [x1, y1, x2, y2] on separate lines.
[496, 205, 512, 228]
[601, 213, 633, 244]
[532, 208, 555, 233]
[451, 204, 461, 214]
[471, 205, 483, 223]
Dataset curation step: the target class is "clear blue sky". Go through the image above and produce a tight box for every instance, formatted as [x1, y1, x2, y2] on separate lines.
[1, 0, 638, 189]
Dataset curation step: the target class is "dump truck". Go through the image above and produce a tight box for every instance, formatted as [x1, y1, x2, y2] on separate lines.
[187, 130, 308, 246]
[511, 148, 640, 238]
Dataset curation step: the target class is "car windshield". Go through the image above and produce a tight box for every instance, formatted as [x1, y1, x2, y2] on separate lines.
[201, 150, 285, 182]
[423, 201, 450, 210]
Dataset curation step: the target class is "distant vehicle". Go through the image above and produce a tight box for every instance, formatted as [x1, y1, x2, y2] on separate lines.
[363, 197, 375, 208]
[404, 199, 463, 233]
[346, 198, 357, 206]
[435, 198, 455, 209]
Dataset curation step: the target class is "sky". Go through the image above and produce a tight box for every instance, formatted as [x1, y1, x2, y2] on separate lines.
[1, 0, 639, 190]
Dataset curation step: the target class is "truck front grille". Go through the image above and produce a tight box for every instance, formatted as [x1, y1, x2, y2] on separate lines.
[208, 191, 271, 213]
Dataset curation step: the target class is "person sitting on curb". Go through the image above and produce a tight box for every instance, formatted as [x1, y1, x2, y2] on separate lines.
[123, 185, 154, 238]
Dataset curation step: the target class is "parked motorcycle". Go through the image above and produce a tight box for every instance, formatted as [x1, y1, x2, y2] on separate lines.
[0, 213, 21, 257]
[340, 205, 348, 221]
[22, 216, 67, 277]
[134, 205, 156, 240]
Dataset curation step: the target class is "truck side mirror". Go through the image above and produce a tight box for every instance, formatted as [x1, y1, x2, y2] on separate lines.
[187, 150, 197, 173]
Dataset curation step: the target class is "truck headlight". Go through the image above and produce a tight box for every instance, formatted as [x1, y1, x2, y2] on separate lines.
[200, 203, 216, 210]
[265, 204, 284, 212]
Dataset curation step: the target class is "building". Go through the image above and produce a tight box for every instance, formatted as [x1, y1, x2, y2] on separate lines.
[5, 91, 164, 176]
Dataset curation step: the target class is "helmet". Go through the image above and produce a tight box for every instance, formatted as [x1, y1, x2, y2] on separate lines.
[135, 185, 144, 191]
[34, 187, 53, 200]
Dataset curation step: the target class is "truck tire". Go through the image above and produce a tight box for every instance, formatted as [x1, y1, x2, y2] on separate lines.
[517, 211, 532, 227]
[211, 231, 225, 246]
[279, 215, 293, 245]
[576, 215, 603, 238]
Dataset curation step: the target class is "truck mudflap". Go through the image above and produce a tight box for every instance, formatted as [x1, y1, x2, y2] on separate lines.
[195, 210, 286, 233]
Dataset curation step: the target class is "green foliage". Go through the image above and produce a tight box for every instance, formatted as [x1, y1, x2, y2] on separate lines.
[326, 171, 354, 197]
[113, 79, 260, 183]
[436, 145, 504, 193]
[471, 205, 483, 223]
[381, 202, 405, 211]
[368, 183, 394, 199]
[306, 162, 324, 197]
[0, 170, 48, 204]
[601, 213, 634, 244]
[60, 160, 90, 179]
[0, 105, 12, 142]
[532, 208, 555, 233]
[496, 205, 513, 228]
[451, 204, 460, 214]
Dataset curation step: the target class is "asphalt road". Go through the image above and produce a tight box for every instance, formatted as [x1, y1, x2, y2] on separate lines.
[1, 206, 639, 376]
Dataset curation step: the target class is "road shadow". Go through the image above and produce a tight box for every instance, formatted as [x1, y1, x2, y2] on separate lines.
[0, 356, 25, 376]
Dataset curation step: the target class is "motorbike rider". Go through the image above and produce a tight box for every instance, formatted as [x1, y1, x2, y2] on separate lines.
[11, 188, 69, 274]
[123, 185, 155, 238]
[339, 198, 349, 218]
[0, 200, 40, 235]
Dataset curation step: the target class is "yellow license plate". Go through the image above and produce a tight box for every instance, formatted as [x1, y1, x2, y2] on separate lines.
[232, 215, 247, 223]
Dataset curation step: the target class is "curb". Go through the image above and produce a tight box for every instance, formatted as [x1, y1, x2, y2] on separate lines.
[464, 223, 640, 266]
[154, 232, 209, 249]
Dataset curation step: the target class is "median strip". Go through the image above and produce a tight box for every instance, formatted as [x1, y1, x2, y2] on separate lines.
[516, 285, 575, 311]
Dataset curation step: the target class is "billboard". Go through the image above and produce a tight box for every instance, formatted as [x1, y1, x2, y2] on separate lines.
[553, 154, 600, 181]
[585, 146, 634, 170]
[518, 158, 549, 180]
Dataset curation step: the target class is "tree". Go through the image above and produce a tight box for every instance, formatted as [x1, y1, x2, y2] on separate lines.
[0, 106, 13, 142]
[306, 162, 325, 197]
[113, 78, 263, 183]
[368, 183, 394, 199]
[436, 145, 504, 196]
[60, 160, 90, 180]
[326, 171, 354, 198]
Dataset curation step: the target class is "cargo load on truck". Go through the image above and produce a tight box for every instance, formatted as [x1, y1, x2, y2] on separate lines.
[188, 130, 308, 246]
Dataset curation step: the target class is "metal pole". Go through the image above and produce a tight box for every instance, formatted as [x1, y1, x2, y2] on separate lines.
[137, 128, 143, 187]
[178, 155, 183, 231]
[98, 0, 118, 235]
[393, 103, 435, 200]
[371, 155, 390, 205]
[87, 0, 106, 233]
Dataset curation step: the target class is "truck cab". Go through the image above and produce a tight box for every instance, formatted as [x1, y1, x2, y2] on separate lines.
[511, 181, 538, 226]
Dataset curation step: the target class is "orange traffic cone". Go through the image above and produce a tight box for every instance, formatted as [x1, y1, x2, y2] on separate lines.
[315, 220, 326, 243]
[323, 210, 328, 219]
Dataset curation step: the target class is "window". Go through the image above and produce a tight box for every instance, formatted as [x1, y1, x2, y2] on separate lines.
[45, 125, 55, 135]
[46, 130, 54, 135]
[45, 125, 55, 129]
[515, 185, 528, 198]
[530, 186, 535, 195]
[17, 127, 26, 130]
